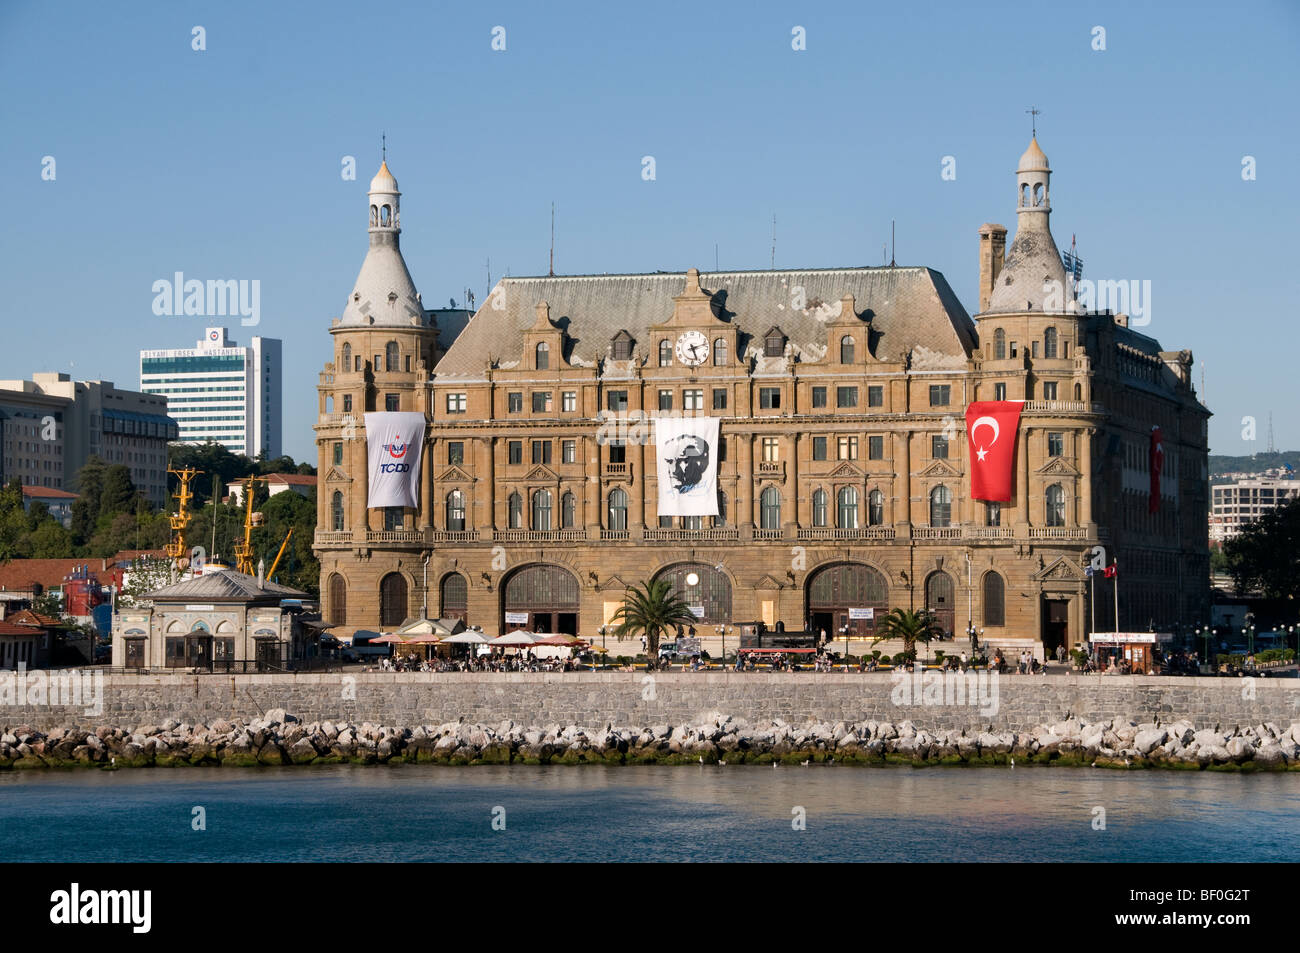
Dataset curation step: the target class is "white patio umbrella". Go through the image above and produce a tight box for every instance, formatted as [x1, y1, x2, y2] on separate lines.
[440, 631, 491, 644]
[489, 631, 539, 647]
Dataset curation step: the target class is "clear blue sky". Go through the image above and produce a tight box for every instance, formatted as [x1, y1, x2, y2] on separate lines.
[2, 0, 1297, 463]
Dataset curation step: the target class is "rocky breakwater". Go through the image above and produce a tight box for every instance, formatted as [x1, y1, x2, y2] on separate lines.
[4, 710, 1300, 770]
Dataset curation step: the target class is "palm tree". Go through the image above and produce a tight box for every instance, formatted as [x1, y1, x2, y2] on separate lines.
[871, 608, 944, 657]
[609, 578, 697, 659]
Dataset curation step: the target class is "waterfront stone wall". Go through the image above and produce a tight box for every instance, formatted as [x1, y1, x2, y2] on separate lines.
[4, 671, 1297, 733]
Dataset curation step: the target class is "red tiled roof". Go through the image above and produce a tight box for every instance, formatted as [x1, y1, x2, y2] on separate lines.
[0, 621, 44, 636]
[21, 486, 78, 500]
[267, 473, 317, 486]
[0, 559, 105, 592]
[6, 609, 63, 627]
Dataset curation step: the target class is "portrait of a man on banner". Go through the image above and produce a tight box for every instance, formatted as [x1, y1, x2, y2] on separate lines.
[655, 416, 720, 517]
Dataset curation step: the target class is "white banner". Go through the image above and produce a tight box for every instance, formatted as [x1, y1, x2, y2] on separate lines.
[848, 607, 875, 620]
[365, 412, 426, 509]
[505, 611, 529, 625]
[654, 416, 720, 516]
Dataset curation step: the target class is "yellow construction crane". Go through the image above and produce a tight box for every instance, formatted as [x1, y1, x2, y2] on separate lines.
[165, 467, 200, 570]
[267, 527, 294, 580]
[233, 476, 263, 576]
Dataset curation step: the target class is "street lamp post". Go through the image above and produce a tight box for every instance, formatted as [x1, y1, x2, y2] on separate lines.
[715, 624, 731, 668]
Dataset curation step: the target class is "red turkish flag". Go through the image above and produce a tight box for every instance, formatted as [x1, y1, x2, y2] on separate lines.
[966, 401, 1023, 502]
[1149, 426, 1163, 514]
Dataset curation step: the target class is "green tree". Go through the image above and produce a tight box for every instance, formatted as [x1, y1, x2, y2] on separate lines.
[98, 464, 138, 523]
[26, 520, 73, 558]
[871, 608, 945, 656]
[0, 480, 28, 562]
[70, 456, 108, 544]
[1224, 498, 1300, 598]
[609, 577, 697, 657]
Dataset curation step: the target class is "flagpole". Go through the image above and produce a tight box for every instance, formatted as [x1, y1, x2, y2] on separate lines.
[1089, 571, 1095, 638]
[1112, 560, 1119, 635]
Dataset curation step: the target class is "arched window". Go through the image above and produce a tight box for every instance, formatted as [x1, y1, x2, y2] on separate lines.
[1046, 483, 1066, 526]
[328, 573, 346, 625]
[1021, 183, 1029, 207]
[837, 486, 859, 529]
[331, 491, 345, 531]
[1074, 383, 1082, 400]
[1033, 183, 1044, 207]
[994, 327, 1006, 360]
[507, 492, 523, 529]
[532, 490, 552, 531]
[441, 573, 467, 620]
[1044, 326, 1057, 359]
[812, 488, 828, 527]
[446, 490, 465, 531]
[929, 485, 952, 527]
[535, 341, 549, 370]
[385, 341, 399, 372]
[840, 335, 855, 364]
[341, 342, 351, 371]
[713, 338, 727, 366]
[607, 488, 628, 531]
[369, 206, 378, 226]
[760, 487, 781, 530]
[561, 491, 576, 529]
[379, 573, 407, 627]
[380, 204, 391, 226]
[983, 571, 1005, 627]
[869, 489, 884, 526]
[715, 490, 727, 527]
[659, 340, 672, 366]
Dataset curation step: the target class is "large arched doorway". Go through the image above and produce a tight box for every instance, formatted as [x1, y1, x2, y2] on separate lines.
[185, 621, 213, 671]
[806, 563, 889, 639]
[440, 572, 468, 622]
[653, 563, 732, 626]
[380, 572, 409, 628]
[925, 571, 955, 638]
[503, 564, 579, 635]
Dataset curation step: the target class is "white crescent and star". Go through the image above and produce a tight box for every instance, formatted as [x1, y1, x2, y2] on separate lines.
[970, 415, 1000, 461]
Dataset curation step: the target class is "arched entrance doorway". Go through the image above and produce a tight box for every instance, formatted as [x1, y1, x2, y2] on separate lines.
[503, 564, 579, 635]
[925, 571, 955, 638]
[185, 621, 213, 671]
[806, 563, 889, 639]
[652, 563, 732, 627]
[380, 573, 409, 628]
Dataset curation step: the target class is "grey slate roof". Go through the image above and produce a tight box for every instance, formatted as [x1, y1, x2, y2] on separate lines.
[338, 233, 426, 329]
[433, 266, 976, 379]
[143, 570, 307, 602]
[987, 222, 1068, 314]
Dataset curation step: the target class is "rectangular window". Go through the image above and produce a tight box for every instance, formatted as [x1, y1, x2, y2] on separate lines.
[446, 392, 467, 413]
[929, 384, 951, 406]
[812, 436, 827, 461]
[332, 442, 342, 465]
[1048, 432, 1064, 457]
[532, 391, 553, 413]
[684, 389, 703, 411]
[562, 440, 576, 464]
[508, 392, 523, 413]
[384, 393, 400, 412]
[712, 388, 728, 410]
[342, 394, 352, 413]
[508, 441, 522, 465]
[994, 382, 1007, 401]
[759, 387, 781, 409]
[405, 355, 411, 373]
[562, 391, 576, 412]
[448, 441, 464, 465]
[838, 436, 858, 460]
[836, 386, 858, 409]
[868, 435, 884, 460]
[531, 441, 552, 464]
[867, 385, 883, 408]
[932, 435, 949, 459]
[1009, 341, 1018, 358]
[1043, 381, 1058, 400]
[811, 386, 827, 408]
[659, 515, 673, 528]
[1032, 341, 1040, 359]
[658, 390, 673, 411]
[608, 441, 626, 464]
[986, 502, 1001, 527]
[762, 437, 779, 462]
[607, 390, 628, 411]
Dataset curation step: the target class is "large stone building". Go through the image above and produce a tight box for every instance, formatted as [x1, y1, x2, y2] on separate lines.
[314, 140, 1210, 657]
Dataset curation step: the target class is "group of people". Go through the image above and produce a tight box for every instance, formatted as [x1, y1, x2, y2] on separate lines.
[370, 652, 580, 673]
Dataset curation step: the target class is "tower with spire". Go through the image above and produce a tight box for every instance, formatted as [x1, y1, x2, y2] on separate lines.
[316, 154, 440, 573]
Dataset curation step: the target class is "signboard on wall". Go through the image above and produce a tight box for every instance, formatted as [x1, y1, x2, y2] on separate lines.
[848, 607, 875, 620]
[505, 611, 529, 625]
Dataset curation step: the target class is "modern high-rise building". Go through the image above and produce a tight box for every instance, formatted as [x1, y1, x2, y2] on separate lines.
[1209, 476, 1300, 544]
[140, 327, 282, 458]
[0, 372, 178, 508]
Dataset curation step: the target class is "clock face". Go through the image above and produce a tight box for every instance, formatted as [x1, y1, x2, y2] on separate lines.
[675, 331, 709, 366]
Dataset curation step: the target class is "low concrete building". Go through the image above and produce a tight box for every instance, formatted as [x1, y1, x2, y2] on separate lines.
[0, 620, 52, 669]
[113, 569, 317, 671]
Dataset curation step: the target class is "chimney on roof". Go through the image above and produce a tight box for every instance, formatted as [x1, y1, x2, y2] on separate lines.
[978, 223, 1008, 313]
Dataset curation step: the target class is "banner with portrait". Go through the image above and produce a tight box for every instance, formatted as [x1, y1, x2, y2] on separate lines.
[654, 416, 720, 517]
[365, 412, 426, 509]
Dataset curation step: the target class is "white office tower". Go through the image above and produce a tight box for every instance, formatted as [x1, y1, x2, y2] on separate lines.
[140, 327, 282, 457]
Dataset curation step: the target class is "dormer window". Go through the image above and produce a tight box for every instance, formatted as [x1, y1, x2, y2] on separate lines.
[764, 327, 786, 358]
[611, 331, 633, 361]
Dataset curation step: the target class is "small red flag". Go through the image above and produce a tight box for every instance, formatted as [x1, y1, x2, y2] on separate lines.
[966, 401, 1023, 502]
[1103, 563, 1117, 579]
[1149, 426, 1163, 514]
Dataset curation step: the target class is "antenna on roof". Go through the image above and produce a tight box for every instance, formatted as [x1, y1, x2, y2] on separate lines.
[1026, 106, 1040, 137]
[771, 214, 776, 270]
[1268, 412, 1275, 454]
[890, 220, 896, 268]
[381, 132, 386, 162]
[548, 203, 555, 277]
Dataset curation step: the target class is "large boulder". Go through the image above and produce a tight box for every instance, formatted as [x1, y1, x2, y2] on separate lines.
[1133, 729, 1167, 755]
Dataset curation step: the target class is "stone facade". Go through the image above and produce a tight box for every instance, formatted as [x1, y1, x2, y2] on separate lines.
[314, 140, 1210, 655]
[7, 673, 1296, 735]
